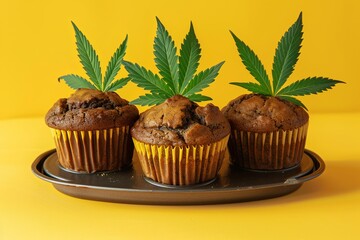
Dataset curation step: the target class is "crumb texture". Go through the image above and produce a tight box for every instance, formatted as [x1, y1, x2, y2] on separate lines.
[222, 94, 309, 132]
[45, 89, 139, 130]
[131, 95, 230, 145]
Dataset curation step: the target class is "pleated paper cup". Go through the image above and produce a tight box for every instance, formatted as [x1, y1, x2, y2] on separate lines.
[132, 135, 230, 186]
[228, 122, 308, 170]
[50, 126, 133, 173]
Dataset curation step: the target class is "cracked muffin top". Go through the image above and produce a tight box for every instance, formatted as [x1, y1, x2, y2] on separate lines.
[222, 94, 308, 132]
[45, 88, 139, 131]
[131, 95, 230, 146]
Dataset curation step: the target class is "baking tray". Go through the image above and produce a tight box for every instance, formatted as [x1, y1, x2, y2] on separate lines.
[31, 149, 325, 205]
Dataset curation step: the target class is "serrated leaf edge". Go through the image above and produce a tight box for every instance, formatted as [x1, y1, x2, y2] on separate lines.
[58, 74, 97, 90]
[179, 22, 201, 94]
[154, 17, 178, 94]
[229, 13, 345, 110]
[128, 18, 224, 106]
[71, 21, 102, 90]
[272, 12, 303, 94]
[230, 31, 273, 95]
[103, 35, 128, 90]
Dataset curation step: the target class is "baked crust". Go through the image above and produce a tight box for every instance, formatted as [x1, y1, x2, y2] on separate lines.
[131, 95, 230, 146]
[222, 94, 309, 132]
[45, 89, 139, 130]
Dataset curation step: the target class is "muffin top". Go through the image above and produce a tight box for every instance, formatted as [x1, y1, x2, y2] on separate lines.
[131, 95, 230, 146]
[45, 88, 139, 131]
[222, 94, 309, 132]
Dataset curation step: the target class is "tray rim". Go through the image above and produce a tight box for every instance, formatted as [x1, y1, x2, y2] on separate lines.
[31, 149, 325, 204]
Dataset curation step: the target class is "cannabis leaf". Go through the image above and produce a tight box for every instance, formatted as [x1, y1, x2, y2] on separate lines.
[277, 77, 342, 96]
[179, 22, 201, 94]
[130, 93, 169, 106]
[58, 74, 97, 90]
[182, 62, 224, 96]
[230, 31, 272, 95]
[124, 18, 224, 106]
[187, 94, 212, 102]
[272, 12, 303, 94]
[123, 61, 173, 96]
[154, 17, 178, 94]
[58, 22, 130, 92]
[230, 12, 344, 109]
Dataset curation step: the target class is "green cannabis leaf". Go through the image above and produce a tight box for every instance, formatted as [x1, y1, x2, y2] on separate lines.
[230, 31, 272, 95]
[154, 18, 178, 94]
[277, 77, 341, 96]
[272, 12, 303, 94]
[130, 93, 170, 106]
[58, 22, 129, 92]
[230, 12, 344, 109]
[179, 22, 201, 94]
[181, 62, 224, 96]
[124, 18, 224, 106]
[123, 62, 173, 96]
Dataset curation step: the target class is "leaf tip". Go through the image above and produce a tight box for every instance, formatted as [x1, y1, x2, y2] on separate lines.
[229, 30, 240, 42]
[189, 21, 195, 31]
[155, 17, 163, 28]
[336, 80, 346, 84]
[297, 12, 303, 23]
[71, 21, 79, 31]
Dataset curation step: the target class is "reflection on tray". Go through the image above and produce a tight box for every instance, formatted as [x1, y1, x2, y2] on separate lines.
[32, 149, 324, 205]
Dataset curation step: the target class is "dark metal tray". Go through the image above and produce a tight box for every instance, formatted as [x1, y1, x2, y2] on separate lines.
[31, 149, 325, 205]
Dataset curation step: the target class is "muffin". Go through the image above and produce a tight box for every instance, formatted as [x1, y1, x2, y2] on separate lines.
[124, 18, 229, 186]
[46, 89, 139, 173]
[222, 94, 308, 169]
[227, 13, 343, 170]
[46, 22, 138, 173]
[131, 95, 230, 185]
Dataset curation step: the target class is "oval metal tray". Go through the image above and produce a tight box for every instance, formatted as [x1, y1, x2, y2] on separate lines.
[31, 149, 325, 205]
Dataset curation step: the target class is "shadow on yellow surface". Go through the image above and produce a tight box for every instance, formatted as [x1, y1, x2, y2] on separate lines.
[195, 159, 360, 208]
[243, 159, 360, 206]
[293, 160, 360, 199]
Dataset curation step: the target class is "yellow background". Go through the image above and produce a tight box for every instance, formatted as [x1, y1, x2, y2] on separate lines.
[1, 1, 360, 239]
[0, 0, 357, 119]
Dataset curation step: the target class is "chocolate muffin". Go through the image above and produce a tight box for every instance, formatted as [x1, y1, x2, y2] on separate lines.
[131, 95, 230, 186]
[46, 88, 139, 173]
[222, 94, 309, 170]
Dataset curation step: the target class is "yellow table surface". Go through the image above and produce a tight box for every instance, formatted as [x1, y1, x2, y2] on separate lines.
[1, 113, 359, 240]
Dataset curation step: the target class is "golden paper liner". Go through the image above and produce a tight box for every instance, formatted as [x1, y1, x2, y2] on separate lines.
[51, 126, 133, 173]
[228, 123, 308, 170]
[132, 135, 230, 186]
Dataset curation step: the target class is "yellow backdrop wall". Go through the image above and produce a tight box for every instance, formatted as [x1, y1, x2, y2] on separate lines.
[0, 0, 357, 119]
